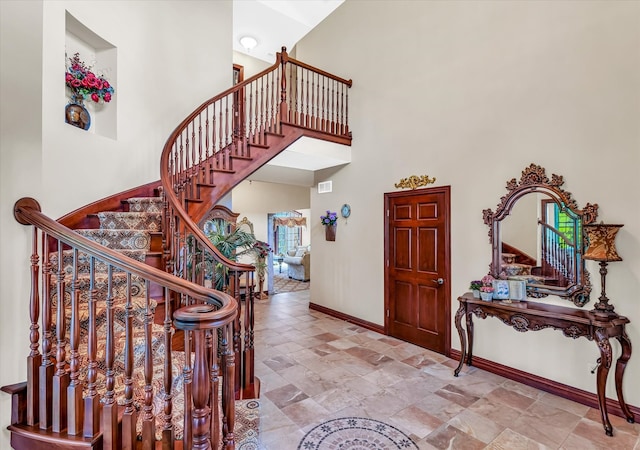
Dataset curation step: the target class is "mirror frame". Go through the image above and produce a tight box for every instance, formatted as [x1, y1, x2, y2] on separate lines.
[483, 164, 599, 306]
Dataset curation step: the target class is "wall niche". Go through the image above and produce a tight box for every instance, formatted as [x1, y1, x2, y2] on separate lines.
[65, 11, 117, 139]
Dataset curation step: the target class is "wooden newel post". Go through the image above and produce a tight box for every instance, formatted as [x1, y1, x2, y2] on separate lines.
[280, 46, 289, 121]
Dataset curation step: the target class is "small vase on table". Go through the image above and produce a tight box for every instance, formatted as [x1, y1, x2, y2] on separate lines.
[480, 291, 493, 302]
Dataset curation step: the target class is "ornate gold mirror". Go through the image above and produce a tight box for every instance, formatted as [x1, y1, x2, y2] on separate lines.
[483, 164, 599, 306]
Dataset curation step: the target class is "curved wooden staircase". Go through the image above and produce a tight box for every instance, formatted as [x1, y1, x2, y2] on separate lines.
[3, 48, 351, 449]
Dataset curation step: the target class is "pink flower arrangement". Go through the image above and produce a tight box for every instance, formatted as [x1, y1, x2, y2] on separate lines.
[480, 274, 495, 292]
[65, 53, 114, 103]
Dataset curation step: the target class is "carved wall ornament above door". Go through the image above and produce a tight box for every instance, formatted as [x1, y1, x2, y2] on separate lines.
[394, 175, 436, 190]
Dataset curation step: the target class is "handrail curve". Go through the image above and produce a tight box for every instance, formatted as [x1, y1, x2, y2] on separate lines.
[13, 197, 237, 326]
[160, 46, 353, 280]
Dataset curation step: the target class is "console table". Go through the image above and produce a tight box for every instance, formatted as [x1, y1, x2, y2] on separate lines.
[453, 292, 634, 436]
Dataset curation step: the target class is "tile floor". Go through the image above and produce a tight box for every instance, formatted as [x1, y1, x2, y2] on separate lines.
[253, 290, 640, 449]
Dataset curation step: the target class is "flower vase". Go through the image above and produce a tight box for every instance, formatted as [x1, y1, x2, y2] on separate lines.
[256, 278, 264, 299]
[480, 291, 493, 302]
[325, 223, 337, 241]
[65, 95, 91, 130]
[472, 289, 480, 298]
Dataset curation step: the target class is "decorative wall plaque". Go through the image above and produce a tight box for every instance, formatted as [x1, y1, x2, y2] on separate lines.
[394, 175, 436, 190]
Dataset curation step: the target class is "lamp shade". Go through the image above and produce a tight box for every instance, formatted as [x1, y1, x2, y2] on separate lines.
[583, 224, 623, 262]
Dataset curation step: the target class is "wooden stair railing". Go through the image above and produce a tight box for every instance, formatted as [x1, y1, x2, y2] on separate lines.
[9, 197, 238, 450]
[539, 220, 576, 286]
[160, 47, 352, 398]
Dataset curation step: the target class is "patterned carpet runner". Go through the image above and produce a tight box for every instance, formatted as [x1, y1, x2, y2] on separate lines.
[55, 195, 259, 446]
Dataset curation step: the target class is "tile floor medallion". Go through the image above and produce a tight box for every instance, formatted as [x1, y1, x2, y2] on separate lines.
[297, 417, 418, 449]
[254, 291, 640, 449]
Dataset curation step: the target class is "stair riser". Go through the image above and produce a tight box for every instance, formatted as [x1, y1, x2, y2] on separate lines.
[49, 250, 146, 277]
[97, 212, 162, 231]
[50, 275, 147, 305]
[124, 197, 163, 213]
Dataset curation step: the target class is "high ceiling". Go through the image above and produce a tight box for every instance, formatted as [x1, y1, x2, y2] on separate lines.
[233, 0, 344, 63]
[233, 0, 349, 185]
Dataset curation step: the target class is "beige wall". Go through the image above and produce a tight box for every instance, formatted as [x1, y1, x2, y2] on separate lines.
[232, 180, 311, 291]
[0, 1, 232, 447]
[232, 180, 311, 243]
[0, 1, 45, 445]
[299, 0, 640, 407]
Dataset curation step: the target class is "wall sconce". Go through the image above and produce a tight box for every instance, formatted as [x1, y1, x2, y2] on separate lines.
[239, 36, 258, 51]
[583, 223, 623, 317]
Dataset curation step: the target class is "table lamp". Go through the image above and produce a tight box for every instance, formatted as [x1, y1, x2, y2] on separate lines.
[583, 223, 623, 318]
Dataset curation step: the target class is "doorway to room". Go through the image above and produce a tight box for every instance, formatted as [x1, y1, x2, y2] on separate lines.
[268, 211, 310, 294]
[384, 186, 451, 355]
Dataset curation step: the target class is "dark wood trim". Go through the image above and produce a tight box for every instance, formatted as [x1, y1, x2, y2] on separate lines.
[309, 302, 385, 334]
[233, 64, 244, 84]
[449, 349, 640, 420]
[57, 180, 161, 229]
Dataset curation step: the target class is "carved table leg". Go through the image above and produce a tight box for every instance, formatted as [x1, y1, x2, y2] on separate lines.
[615, 329, 635, 424]
[595, 328, 614, 436]
[453, 304, 466, 377]
[466, 311, 474, 366]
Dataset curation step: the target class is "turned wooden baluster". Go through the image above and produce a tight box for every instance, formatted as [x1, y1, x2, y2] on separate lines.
[210, 329, 221, 449]
[27, 228, 41, 426]
[84, 256, 100, 437]
[243, 281, 255, 391]
[162, 286, 175, 446]
[231, 271, 242, 394]
[142, 281, 156, 450]
[344, 81, 349, 135]
[67, 248, 83, 435]
[39, 234, 53, 429]
[192, 328, 211, 449]
[222, 323, 236, 449]
[103, 265, 118, 448]
[224, 96, 230, 170]
[208, 104, 216, 185]
[182, 328, 193, 448]
[52, 240, 69, 433]
[320, 77, 327, 131]
[122, 274, 138, 450]
[259, 76, 266, 145]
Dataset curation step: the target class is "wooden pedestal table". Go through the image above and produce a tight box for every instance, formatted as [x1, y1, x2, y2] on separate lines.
[453, 292, 634, 436]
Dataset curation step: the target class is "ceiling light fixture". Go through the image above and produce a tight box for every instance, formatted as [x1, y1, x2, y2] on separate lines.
[239, 36, 258, 51]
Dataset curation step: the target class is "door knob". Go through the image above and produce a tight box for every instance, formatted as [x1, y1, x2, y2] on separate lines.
[435, 278, 444, 285]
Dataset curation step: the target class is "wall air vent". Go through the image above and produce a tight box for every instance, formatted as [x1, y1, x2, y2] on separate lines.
[317, 181, 332, 194]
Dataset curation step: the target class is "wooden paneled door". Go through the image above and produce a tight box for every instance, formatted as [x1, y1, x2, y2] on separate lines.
[384, 186, 451, 355]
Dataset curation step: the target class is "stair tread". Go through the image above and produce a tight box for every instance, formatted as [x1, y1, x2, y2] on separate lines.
[75, 229, 152, 250]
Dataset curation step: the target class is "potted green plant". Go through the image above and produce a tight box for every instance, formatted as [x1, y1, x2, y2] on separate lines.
[197, 219, 258, 290]
[469, 280, 482, 298]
